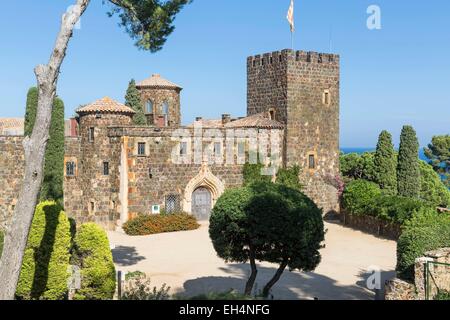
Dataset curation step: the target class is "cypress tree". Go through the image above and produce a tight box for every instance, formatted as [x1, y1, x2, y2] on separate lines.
[125, 79, 147, 125]
[24, 87, 65, 205]
[24, 87, 38, 137]
[397, 125, 420, 198]
[374, 130, 397, 195]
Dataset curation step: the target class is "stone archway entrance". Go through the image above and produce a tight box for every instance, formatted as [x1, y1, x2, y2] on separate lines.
[191, 187, 212, 220]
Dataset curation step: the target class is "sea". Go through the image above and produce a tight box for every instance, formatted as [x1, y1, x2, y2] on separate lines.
[341, 147, 428, 161]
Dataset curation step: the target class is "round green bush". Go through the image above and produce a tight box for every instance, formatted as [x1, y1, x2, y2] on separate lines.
[72, 223, 116, 300]
[396, 209, 450, 282]
[16, 201, 72, 300]
[123, 213, 200, 236]
[342, 180, 381, 215]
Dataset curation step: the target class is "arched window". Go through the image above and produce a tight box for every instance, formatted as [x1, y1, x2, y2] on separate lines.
[146, 100, 153, 113]
[162, 102, 169, 115]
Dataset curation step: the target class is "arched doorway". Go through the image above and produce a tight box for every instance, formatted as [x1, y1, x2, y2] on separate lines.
[191, 187, 212, 221]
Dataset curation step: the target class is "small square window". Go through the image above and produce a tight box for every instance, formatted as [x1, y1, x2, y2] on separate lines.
[323, 90, 331, 106]
[165, 194, 181, 213]
[66, 161, 76, 177]
[103, 162, 109, 176]
[138, 142, 146, 156]
[89, 127, 95, 142]
[309, 155, 316, 169]
[238, 142, 245, 157]
[180, 142, 188, 156]
[214, 142, 222, 157]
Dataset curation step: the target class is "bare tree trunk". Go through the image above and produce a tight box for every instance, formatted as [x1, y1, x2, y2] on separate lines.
[244, 247, 258, 296]
[262, 259, 288, 298]
[0, 0, 90, 300]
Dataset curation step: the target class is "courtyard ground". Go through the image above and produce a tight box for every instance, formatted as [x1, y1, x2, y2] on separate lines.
[108, 221, 397, 300]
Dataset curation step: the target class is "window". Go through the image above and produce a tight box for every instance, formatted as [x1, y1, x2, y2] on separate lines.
[138, 142, 146, 156]
[214, 142, 222, 157]
[89, 127, 95, 142]
[146, 100, 153, 113]
[238, 142, 246, 157]
[269, 109, 275, 120]
[323, 90, 331, 106]
[89, 201, 95, 214]
[162, 102, 169, 115]
[180, 142, 188, 156]
[66, 161, 76, 177]
[103, 162, 109, 176]
[165, 194, 181, 213]
[309, 154, 316, 170]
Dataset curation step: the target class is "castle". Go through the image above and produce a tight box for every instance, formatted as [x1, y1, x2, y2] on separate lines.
[0, 49, 340, 230]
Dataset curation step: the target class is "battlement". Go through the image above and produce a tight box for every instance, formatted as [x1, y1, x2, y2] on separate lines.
[247, 49, 339, 68]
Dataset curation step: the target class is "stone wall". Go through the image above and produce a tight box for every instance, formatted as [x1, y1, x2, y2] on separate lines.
[385, 248, 450, 300]
[138, 87, 181, 127]
[341, 211, 402, 240]
[247, 50, 340, 215]
[0, 136, 24, 230]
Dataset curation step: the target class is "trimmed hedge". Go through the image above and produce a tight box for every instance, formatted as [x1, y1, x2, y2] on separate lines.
[123, 213, 200, 236]
[72, 223, 116, 300]
[396, 209, 450, 281]
[342, 180, 381, 215]
[16, 201, 72, 300]
[0, 230, 4, 259]
[365, 195, 428, 224]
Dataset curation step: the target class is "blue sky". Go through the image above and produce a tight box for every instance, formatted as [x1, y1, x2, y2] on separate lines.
[0, 0, 449, 147]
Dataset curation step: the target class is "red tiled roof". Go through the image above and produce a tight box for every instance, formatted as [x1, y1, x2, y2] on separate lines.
[76, 97, 136, 115]
[0, 118, 24, 135]
[187, 113, 284, 130]
[136, 74, 182, 90]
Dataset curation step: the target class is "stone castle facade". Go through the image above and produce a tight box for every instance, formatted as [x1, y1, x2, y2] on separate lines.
[0, 49, 340, 230]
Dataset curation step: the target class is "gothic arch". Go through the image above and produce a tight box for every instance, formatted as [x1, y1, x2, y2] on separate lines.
[183, 164, 225, 213]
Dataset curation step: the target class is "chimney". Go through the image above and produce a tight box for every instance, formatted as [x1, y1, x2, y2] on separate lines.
[195, 117, 203, 121]
[222, 114, 231, 125]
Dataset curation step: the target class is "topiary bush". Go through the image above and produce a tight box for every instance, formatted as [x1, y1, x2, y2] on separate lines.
[72, 223, 116, 300]
[342, 180, 381, 215]
[16, 201, 72, 300]
[365, 195, 430, 224]
[419, 161, 450, 208]
[123, 213, 200, 236]
[396, 209, 450, 282]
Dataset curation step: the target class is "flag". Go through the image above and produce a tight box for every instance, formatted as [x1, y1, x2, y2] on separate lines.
[287, 0, 295, 33]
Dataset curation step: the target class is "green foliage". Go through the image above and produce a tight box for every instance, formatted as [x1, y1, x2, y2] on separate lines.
[366, 195, 429, 224]
[340, 152, 376, 183]
[0, 230, 4, 259]
[424, 135, 450, 188]
[374, 130, 397, 195]
[276, 165, 302, 190]
[107, 0, 193, 52]
[24, 87, 65, 205]
[24, 87, 38, 137]
[243, 163, 272, 186]
[342, 180, 381, 216]
[210, 182, 324, 295]
[16, 201, 72, 300]
[125, 79, 147, 125]
[123, 213, 199, 236]
[125, 271, 146, 281]
[40, 97, 65, 205]
[419, 161, 450, 208]
[72, 223, 116, 300]
[396, 209, 450, 281]
[434, 291, 450, 300]
[121, 274, 170, 300]
[397, 125, 420, 198]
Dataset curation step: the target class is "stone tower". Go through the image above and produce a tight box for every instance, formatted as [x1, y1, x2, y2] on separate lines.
[75, 97, 135, 228]
[247, 49, 340, 214]
[136, 74, 182, 127]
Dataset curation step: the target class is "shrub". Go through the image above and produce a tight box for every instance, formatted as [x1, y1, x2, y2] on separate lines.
[397, 125, 420, 198]
[121, 274, 170, 300]
[374, 130, 397, 195]
[16, 201, 72, 300]
[72, 223, 116, 300]
[434, 290, 450, 300]
[340, 152, 376, 183]
[419, 161, 450, 208]
[243, 163, 272, 186]
[366, 195, 429, 224]
[342, 180, 381, 215]
[276, 165, 302, 190]
[123, 213, 200, 236]
[396, 209, 450, 281]
[0, 230, 4, 259]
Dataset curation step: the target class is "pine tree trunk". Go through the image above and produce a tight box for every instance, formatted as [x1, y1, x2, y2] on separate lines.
[0, 0, 90, 300]
[262, 259, 288, 298]
[244, 247, 258, 296]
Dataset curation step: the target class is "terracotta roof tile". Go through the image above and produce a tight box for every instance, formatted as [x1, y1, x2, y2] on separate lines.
[0, 118, 24, 135]
[76, 97, 136, 115]
[136, 74, 182, 90]
[187, 113, 284, 130]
